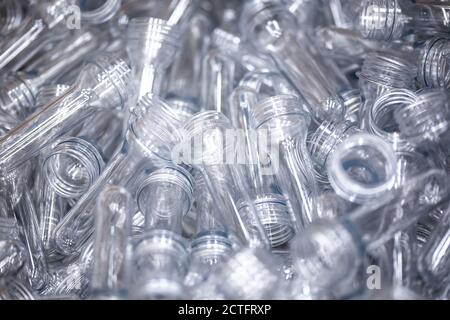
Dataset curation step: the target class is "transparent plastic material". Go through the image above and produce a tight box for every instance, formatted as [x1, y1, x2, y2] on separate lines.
[367, 89, 431, 188]
[309, 119, 362, 177]
[40, 241, 93, 297]
[91, 186, 132, 298]
[240, 0, 350, 121]
[0, 29, 101, 120]
[0, 0, 27, 36]
[201, 49, 235, 116]
[237, 70, 297, 98]
[53, 94, 186, 256]
[367, 89, 433, 290]
[0, 210, 25, 278]
[291, 169, 450, 288]
[229, 74, 296, 247]
[192, 247, 281, 299]
[359, 52, 417, 104]
[327, 133, 397, 204]
[14, 188, 49, 290]
[418, 204, 450, 292]
[131, 166, 194, 299]
[77, 0, 122, 25]
[251, 95, 319, 227]
[416, 206, 447, 249]
[38, 179, 67, 256]
[0, 0, 73, 73]
[43, 111, 123, 199]
[358, 51, 417, 126]
[367, 89, 416, 151]
[0, 54, 130, 175]
[314, 191, 354, 220]
[210, 28, 276, 73]
[285, 0, 321, 29]
[394, 89, 450, 147]
[165, 10, 213, 103]
[313, 26, 376, 66]
[357, 0, 450, 41]
[342, 89, 363, 124]
[181, 111, 270, 249]
[417, 36, 450, 89]
[184, 170, 236, 288]
[126, 18, 181, 102]
[137, 166, 194, 233]
[34, 84, 71, 256]
[0, 278, 35, 300]
[2, 0, 450, 301]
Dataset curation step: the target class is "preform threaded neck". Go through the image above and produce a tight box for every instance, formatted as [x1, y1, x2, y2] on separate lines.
[165, 95, 200, 124]
[328, 133, 397, 204]
[191, 231, 234, 262]
[359, 52, 417, 90]
[368, 89, 416, 151]
[129, 94, 184, 162]
[134, 230, 189, 262]
[132, 230, 189, 299]
[137, 166, 195, 218]
[181, 111, 240, 166]
[418, 36, 450, 89]
[0, 0, 24, 34]
[127, 17, 181, 48]
[0, 279, 35, 300]
[416, 207, 446, 247]
[126, 17, 181, 99]
[35, 84, 71, 109]
[183, 111, 233, 136]
[211, 28, 241, 53]
[252, 94, 310, 130]
[43, 137, 104, 199]
[0, 217, 21, 246]
[393, 150, 429, 188]
[0, 74, 38, 119]
[77, 0, 121, 25]
[217, 247, 279, 299]
[358, 0, 406, 41]
[39, 0, 73, 28]
[81, 55, 131, 110]
[0, 217, 25, 277]
[292, 220, 360, 287]
[253, 194, 295, 248]
[308, 119, 359, 169]
[341, 89, 363, 123]
[240, 0, 295, 45]
[394, 89, 450, 146]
